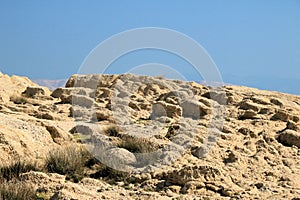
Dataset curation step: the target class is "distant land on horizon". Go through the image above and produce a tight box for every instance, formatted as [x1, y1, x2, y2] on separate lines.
[33, 79, 68, 91]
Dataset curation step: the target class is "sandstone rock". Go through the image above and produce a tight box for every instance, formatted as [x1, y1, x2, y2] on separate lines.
[191, 146, 209, 159]
[286, 121, 299, 131]
[238, 127, 255, 137]
[239, 110, 259, 120]
[202, 90, 227, 105]
[0, 72, 38, 103]
[181, 100, 209, 119]
[45, 125, 71, 143]
[157, 91, 179, 104]
[182, 180, 205, 194]
[66, 74, 118, 88]
[250, 96, 270, 105]
[168, 185, 181, 194]
[271, 110, 299, 123]
[224, 151, 238, 163]
[95, 108, 112, 121]
[105, 147, 137, 166]
[72, 95, 94, 108]
[151, 101, 182, 119]
[22, 86, 50, 97]
[277, 130, 300, 148]
[270, 98, 283, 106]
[96, 87, 113, 99]
[69, 124, 94, 135]
[163, 165, 222, 186]
[239, 100, 261, 112]
[34, 112, 55, 120]
[51, 87, 95, 104]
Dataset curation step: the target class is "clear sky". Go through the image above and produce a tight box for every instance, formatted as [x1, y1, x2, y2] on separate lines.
[0, 0, 300, 94]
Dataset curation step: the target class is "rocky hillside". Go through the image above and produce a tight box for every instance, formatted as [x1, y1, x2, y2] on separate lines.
[0, 72, 299, 200]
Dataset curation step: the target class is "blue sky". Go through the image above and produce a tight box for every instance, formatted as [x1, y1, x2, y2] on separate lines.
[0, 0, 300, 94]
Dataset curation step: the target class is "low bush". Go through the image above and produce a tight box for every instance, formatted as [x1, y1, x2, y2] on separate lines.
[0, 182, 36, 200]
[104, 126, 121, 137]
[44, 145, 91, 183]
[0, 160, 37, 182]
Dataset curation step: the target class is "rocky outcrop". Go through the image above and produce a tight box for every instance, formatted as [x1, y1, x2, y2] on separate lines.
[0, 72, 300, 199]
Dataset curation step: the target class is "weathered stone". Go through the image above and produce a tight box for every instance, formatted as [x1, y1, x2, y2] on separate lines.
[271, 110, 299, 123]
[23, 86, 49, 97]
[270, 98, 283, 106]
[239, 100, 260, 112]
[191, 146, 208, 159]
[151, 101, 182, 119]
[72, 95, 94, 108]
[51, 87, 94, 104]
[277, 130, 300, 148]
[45, 125, 71, 144]
[224, 151, 238, 163]
[105, 147, 137, 165]
[95, 108, 111, 121]
[250, 97, 270, 105]
[239, 110, 259, 120]
[181, 100, 209, 119]
[286, 121, 299, 131]
[202, 90, 227, 105]
[69, 124, 94, 135]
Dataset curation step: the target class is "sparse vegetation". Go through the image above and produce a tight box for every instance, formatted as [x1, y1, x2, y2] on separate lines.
[104, 126, 121, 137]
[118, 137, 159, 153]
[0, 182, 36, 200]
[73, 133, 92, 143]
[90, 165, 128, 183]
[44, 145, 91, 183]
[0, 160, 37, 182]
[35, 191, 49, 200]
[0, 160, 38, 199]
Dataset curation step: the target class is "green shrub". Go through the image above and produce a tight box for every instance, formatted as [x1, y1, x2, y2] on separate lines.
[0, 160, 37, 182]
[44, 145, 91, 183]
[0, 182, 36, 200]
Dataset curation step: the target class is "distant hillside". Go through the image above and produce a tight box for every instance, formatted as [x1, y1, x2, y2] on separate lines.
[33, 79, 67, 90]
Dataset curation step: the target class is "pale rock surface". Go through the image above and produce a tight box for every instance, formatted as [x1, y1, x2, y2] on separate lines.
[0, 72, 300, 199]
